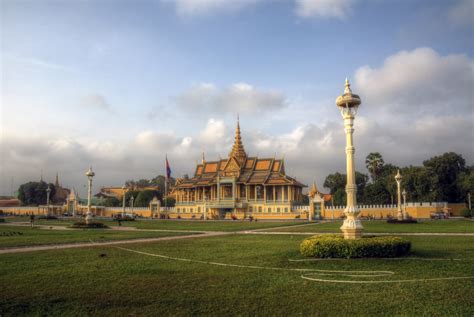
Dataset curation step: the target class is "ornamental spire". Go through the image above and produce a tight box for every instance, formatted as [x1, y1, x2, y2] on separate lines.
[344, 77, 352, 94]
[228, 115, 247, 165]
[55, 172, 59, 187]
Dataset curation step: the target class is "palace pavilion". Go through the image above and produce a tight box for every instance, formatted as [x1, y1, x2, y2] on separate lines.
[170, 119, 307, 219]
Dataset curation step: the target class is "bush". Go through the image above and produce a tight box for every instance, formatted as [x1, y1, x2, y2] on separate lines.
[387, 218, 418, 224]
[300, 234, 411, 258]
[460, 208, 472, 218]
[37, 215, 58, 220]
[0, 218, 5, 223]
[71, 222, 108, 229]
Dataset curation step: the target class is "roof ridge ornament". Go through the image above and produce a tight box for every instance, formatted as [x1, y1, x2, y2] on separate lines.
[344, 77, 352, 95]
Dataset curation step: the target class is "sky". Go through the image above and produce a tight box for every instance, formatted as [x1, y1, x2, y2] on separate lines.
[1, 0, 473, 197]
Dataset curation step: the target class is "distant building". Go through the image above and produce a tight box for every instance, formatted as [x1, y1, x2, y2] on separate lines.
[170, 118, 306, 219]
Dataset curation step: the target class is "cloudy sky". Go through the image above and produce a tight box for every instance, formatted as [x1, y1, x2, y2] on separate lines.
[1, 0, 473, 196]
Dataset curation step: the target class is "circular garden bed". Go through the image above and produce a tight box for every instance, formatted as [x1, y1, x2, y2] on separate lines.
[300, 234, 411, 259]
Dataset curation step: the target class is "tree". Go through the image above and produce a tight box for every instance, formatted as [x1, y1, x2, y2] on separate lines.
[125, 190, 140, 206]
[103, 197, 120, 207]
[323, 171, 367, 205]
[401, 166, 437, 202]
[457, 166, 474, 201]
[365, 152, 385, 182]
[423, 152, 466, 202]
[17, 181, 56, 206]
[135, 190, 161, 207]
[363, 181, 391, 205]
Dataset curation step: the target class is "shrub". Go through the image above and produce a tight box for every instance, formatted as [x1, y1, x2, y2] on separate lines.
[71, 222, 108, 229]
[300, 234, 411, 258]
[387, 218, 418, 224]
[460, 208, 472, 218]
[37, 215, 58, 220]
[0, 218, 5, 223]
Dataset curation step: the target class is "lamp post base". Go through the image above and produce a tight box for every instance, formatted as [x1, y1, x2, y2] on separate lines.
[341, 227, 364, 240]
[397, 210, 403, 221]
[85, 211, 93, 225]
[340, 207, 363, 239]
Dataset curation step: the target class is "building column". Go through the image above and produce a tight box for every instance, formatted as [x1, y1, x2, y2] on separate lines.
[217, 178, 220, 201]
[273, 186, 276, 202]
[254, 186, 257, 201]
[263, 186, 267, 202]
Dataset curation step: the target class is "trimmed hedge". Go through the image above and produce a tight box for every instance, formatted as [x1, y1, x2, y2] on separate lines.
[300, 235, 411, 258]
[71, 222, 108, 229]
[387, 218, 418, 224]
[37, 215, 58, 220]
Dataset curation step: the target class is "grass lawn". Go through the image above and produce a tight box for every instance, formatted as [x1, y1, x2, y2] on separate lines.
[0, 234, 473, 316]
[0, 225, 196, 248]
[265, 219, 474, 233]
[3, 216, 307, 232]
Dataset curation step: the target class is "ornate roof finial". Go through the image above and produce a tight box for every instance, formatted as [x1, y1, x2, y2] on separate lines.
[40, 169, 43, 182]
[202, 152, 206, 164]
[229, 115, 247, 165]
[55, 172, 59, 187]
[344, 77, 352, 95]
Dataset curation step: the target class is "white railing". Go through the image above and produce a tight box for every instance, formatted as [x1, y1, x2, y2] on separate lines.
[292, 205, 310, 211]
[325, 202, 448, 210]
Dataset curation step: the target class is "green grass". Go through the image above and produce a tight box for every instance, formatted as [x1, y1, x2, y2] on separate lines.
[265, 219, 474, 233]
[3, 216, 307, 232]
[0, 226, 196, 248]
[0, 234, 473, 316]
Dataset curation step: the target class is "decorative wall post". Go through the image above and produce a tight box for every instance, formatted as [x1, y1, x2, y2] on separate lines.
[395, 170, 403, 220]
[336, 78, 363, 239]
[46, 186, 51, 215]
[402, 189, 407, 219]
[122, 185, 127, 216]
[85, 167, 95, 224]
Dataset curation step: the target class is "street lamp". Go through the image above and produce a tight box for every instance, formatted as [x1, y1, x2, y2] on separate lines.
[130, 195, 134, 215]
[46, 186, 51, 216]
[395, 170, 403, 221]
[122, 185, 127, 216]
[402, 189, 407, 219]
[85, 167, 95, 224]
[336, 78, 363, 239]
[203, 193, 208, 221]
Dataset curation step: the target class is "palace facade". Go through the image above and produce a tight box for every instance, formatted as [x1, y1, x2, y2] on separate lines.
[170, 119, 306, 219]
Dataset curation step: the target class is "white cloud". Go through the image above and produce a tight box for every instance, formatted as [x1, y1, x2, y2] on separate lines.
[175, 82, 287, 114]
[80, 94, 112, 112]
[295, 0, 352, 19]
[354, 47, 474, 117]
[163, 0, 260, 16]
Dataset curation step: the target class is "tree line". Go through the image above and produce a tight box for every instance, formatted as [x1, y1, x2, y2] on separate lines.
[323, 152, 473, 205]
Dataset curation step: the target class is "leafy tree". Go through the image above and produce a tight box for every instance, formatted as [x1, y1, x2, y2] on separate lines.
[103, 197, 120, 207]
[125, 190, 140, 206]
[135, 190, 161, 207]
[363, 182, 391, 205]
[457, 166, 474, 201]
[423, 152, 466, 202]
[401, 166, 437, 202]
[323, 172, 367, 205]
[162, 197, 175, 207]
[18, 181, 56, 206]
[365, 152, 385, 182]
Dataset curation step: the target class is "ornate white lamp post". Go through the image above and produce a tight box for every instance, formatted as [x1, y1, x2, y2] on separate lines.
[336, 79, 363, 239]
[122, 185, 127, 216]
[402, 189, 407, 219]
[395, 170, 403, 220]
[46, 186, 51, 216]
[85, 167, 95, 224]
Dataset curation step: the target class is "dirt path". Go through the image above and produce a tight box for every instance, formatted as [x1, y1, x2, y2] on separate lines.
[0, 231, 232, 255]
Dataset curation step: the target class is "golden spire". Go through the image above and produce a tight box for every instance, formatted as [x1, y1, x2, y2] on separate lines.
[55, 172, 59, 187]
[228, 115, 247, 165]
[202, 152, 206, 164]
[309, 182, 318, 198]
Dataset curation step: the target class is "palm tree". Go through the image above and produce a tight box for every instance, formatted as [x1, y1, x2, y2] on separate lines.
[365, 152, 385, 182]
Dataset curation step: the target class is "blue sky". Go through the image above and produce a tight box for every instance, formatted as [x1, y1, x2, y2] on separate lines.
[1, 0, 473, 196]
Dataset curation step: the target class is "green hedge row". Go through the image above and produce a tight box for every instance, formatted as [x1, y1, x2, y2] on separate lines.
[300, 235, 411, 258]
[71, 222, 108, 229]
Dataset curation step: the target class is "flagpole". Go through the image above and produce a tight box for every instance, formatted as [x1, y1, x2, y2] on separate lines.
[165, 155, 168, 208]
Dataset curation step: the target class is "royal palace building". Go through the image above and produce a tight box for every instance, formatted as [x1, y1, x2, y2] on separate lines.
[170, 119, 307, 219]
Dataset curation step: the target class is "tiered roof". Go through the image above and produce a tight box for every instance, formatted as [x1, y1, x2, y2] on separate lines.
[174, 119, 306, 189]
